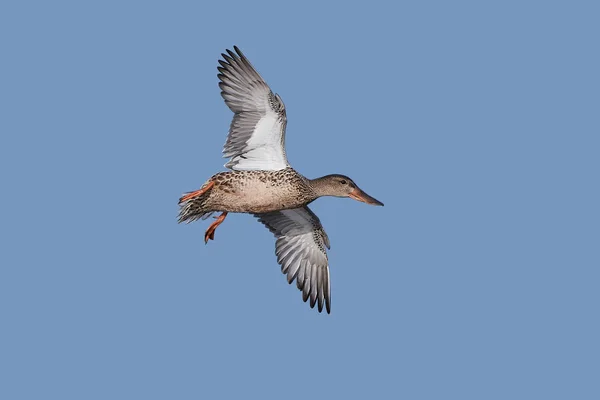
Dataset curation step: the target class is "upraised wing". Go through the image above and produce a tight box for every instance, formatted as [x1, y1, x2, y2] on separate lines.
[218, 46, 289, 171]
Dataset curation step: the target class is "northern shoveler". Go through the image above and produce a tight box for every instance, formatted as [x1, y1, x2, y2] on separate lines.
[179, 46, 383, 313]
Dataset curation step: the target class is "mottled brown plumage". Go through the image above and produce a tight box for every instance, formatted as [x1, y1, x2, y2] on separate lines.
[179, 168, 312, 218]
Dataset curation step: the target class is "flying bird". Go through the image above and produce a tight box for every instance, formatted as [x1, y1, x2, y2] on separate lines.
[178, 46, 383, 313]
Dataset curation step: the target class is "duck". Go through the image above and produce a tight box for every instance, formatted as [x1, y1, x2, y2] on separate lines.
[178, 46, 383, 313]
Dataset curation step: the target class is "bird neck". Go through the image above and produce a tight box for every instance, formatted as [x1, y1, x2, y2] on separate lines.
[308, 176, 336, 198]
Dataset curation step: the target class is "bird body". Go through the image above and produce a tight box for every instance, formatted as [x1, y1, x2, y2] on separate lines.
[179, 168, 315, 217]
[178, 46, 383, 313]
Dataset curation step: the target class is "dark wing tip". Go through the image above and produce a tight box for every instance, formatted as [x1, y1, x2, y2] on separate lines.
[217, 81, 227, 90]
[302, 290, 309, 302]
[315, 297, 331, 314]
[226, 48, 238, 60]
[221, 53, 234, 64]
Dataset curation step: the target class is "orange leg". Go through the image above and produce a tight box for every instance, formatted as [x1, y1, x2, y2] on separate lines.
[179, 181, 215, 204]
[204, 212, 228, 244]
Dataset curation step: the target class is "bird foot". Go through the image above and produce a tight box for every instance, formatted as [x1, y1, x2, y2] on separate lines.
[204, 212, 228, 244]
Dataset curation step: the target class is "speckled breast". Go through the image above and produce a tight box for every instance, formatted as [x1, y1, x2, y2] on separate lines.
[209, 168, 315, 213]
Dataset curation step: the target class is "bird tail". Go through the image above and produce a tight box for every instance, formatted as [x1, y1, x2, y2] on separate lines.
[178, 180, 215, 223]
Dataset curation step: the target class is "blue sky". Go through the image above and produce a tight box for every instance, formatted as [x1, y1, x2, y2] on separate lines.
[1, 1, 599, 399]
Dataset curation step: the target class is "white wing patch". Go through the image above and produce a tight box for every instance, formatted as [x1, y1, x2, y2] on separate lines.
[225, 113, 288, 170]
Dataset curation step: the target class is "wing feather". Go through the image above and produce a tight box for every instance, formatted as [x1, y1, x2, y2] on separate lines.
[255, 207, 331, 313]
[218, 46, 289, 171]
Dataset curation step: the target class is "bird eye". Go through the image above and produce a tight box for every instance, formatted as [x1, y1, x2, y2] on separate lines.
[340, 179, 347, 185]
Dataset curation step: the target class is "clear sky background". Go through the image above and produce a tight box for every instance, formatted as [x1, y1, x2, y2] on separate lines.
[1, 1, 599, 399]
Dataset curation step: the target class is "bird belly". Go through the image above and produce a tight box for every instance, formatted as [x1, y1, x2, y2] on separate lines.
[208, 173, 308, 213]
